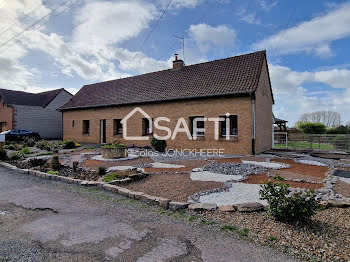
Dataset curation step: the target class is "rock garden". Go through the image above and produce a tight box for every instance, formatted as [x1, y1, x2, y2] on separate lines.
[0, 138, 349, 262]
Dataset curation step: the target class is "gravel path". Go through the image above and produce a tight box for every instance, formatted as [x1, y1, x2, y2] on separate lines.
[199, 183, 268, 206]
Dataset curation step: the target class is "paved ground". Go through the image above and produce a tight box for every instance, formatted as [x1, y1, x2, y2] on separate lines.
[0, 166, 299, 262]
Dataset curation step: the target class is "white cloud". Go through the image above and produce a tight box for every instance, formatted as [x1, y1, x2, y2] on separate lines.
[270, 64, 350, 125]
[236, 9, 261, 25]
[256, 0, 277, 11]
[188, 23, 237, 52]
[72, 1, 157, 54]
[171, 0, 201, 9]
[253, 2, 350, 56]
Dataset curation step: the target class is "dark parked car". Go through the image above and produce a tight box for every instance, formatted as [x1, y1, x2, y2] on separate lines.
[0, 129, 41, 141]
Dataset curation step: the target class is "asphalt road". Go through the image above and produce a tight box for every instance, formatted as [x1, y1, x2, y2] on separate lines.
[0, 166, 298, 262]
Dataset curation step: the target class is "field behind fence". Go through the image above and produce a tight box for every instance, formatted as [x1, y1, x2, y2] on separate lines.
[273, 132, 350, 153]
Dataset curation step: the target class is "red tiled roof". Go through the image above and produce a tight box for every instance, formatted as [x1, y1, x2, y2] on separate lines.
[60, 51, 269, 110]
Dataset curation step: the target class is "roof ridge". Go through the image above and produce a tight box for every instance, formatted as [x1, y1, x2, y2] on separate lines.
[84, 50, 266, 87]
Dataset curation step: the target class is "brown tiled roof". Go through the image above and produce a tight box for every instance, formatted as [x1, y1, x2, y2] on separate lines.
[0, 88, 66, 107]
[60, 51, 269, 110]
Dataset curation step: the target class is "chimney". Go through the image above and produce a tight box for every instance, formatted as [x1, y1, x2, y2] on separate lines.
[172, 53, 184, 69]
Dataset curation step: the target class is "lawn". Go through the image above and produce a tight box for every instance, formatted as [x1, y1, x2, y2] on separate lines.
[274, 141, 335, 150]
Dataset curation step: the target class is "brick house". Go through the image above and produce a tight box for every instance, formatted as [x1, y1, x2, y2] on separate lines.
[60, 51, 274, 155]
[0, 88, 72, 139]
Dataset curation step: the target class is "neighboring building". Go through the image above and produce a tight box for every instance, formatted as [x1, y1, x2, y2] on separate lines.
[60, 51, 274, 155]
[0, 88, 72, 139]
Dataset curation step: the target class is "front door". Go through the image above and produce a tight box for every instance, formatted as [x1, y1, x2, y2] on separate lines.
[100, 119, 106, 144]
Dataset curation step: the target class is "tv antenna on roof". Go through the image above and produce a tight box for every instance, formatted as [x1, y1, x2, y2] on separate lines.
[172, 35, 185, 63]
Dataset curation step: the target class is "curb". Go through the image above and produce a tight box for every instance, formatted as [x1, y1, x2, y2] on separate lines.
[0, 161, 190, 210]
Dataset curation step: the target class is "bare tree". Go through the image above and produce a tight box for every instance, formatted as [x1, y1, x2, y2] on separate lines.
[299, 111, 341, 127]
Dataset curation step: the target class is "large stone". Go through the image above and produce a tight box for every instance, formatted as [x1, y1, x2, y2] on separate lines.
[102, 184, 119, 193]
[327, 200, 350, 208]
[188, 203, 217, 211]
[141, 194, 157, 203]
[133, 192, 144, 199]
[234, 202, 265, 212]
[159, 198, 171, 209]
[219, 205, 236, 212]
[118, 188, 131, 196]
[169, 202, 189, 210]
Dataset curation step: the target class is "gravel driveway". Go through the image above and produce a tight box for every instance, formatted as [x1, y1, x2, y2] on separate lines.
[0, 166, 299, 262]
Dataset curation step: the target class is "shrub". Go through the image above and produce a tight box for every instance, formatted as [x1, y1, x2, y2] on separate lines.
[62, 140, 77, 149]
[0, 150, 7, 160]
[9, 151, 24, 161]
[28, 158, 47, 167]
[51, 156, 60, 171]
[150, 137, 167, 152]
[23, 137, 36, 147]
[297, 122, 327, 134]
[141, 145, 152, 149]
[98, 167, 106, 176]
[4, 144, 17, 150]
[259, 178, 318, 222]
[35, 140, 51, 151]
[20, 147, 32, 155]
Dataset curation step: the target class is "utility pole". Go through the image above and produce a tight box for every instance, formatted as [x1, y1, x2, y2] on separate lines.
[172, 35, 185, 64]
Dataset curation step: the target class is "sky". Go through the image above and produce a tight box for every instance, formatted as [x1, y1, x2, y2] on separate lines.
[1, 0, 350, 126]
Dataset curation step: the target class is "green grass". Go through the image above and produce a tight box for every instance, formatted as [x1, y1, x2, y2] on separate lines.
[268, 235, 277, 241]
[36, 152, 53, 156]
[220, 225, 249, 237]
[103, 172, 126, 182]
[220, 225, 238, 232]
[83, 146, 101, 149]
[187, 215, 199, 222]
[48, 171, 59, 175]
[102, 144, 126, 149]
[274, 141, 334, 150]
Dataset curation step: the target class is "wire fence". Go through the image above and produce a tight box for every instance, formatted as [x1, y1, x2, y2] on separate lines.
[273, 132, 350, 153]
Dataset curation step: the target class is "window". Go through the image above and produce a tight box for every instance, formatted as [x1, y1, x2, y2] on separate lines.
[189, 116, 205, 137]
[220, 115, 238, 137]
[83, 120, 90, 134]
[113, 119, 123, 135]
[72, 120, 75, 127]
[142, 118, 153, 136]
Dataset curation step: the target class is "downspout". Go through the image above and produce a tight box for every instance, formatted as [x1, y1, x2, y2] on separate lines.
[251, 92, 256, 155]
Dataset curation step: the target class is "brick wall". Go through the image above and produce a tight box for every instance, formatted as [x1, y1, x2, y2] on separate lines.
[63, 96, 254, 155]
[0, 96, 13, 131]
[255, 59, 273, 154]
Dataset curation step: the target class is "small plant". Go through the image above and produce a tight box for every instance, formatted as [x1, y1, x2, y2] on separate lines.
[150, 137, 167, 152]
[23, 137, 36, 147]
[260, 178, 319, 222]
[20, 147, 32, 155]
[98, 167, 106, 176]
[35, 140, 52, 151]
[238, 228, 249, 237]
[268, 236, 277, 241]
[62, 140, 77, 149]
[9, 151, 24, 161]
[0, 150, 7, 160]
[48, 170, 59, 175]
[51, 156, 60, 171]
[72, 161, 79, 172]
[28, 158, 47, 167]
[187, 215, 198, 222]
[4, 144, 16, 150]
